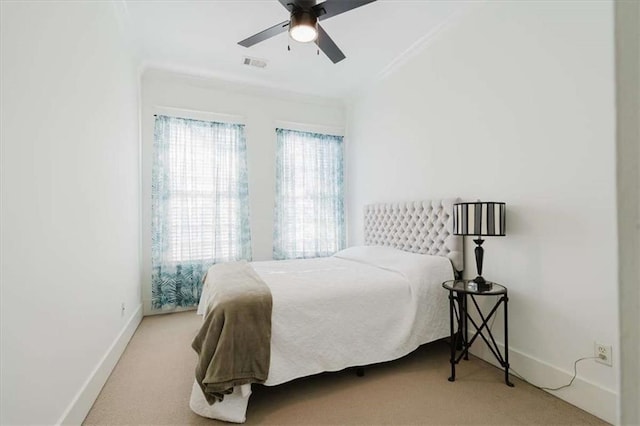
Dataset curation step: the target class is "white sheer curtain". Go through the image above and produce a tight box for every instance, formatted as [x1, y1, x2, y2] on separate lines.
[152, 115, 251, 310]
[273, 128, 345, 259]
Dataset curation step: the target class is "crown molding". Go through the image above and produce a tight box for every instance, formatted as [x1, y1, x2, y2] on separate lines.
[375, 3, 474, 83]
[343, 2, 478, 103]
[142, 64, 346, 109]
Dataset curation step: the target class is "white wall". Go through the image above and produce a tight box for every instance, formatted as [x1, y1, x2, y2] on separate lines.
[141, 70, 345, 314]
[1, 2, 141, 424]
[346, 1, 618, 422]
[615, 1, 640, 424]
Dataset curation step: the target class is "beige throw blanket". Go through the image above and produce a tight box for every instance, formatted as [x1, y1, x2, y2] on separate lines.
[192, 261, 272, 404]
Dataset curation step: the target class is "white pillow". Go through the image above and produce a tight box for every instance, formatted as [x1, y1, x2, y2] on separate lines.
[334, 245, 453, 285]
[333, 245, 410, 264]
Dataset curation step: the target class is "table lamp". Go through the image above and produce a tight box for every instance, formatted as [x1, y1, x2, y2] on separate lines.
[453, 201, 506, 291]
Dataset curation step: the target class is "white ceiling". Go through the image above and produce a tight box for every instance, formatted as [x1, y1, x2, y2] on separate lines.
[124, 0, 468, 99]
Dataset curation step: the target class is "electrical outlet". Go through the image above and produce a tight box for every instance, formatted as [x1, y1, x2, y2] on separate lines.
[121, 302, 126, 317]
[594, 342, 612, 366]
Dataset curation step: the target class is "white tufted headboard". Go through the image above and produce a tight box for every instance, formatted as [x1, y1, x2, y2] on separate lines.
[364, 199, 464, 273]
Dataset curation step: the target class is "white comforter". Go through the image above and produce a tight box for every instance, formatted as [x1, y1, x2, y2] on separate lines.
[191, 246, 454, 422]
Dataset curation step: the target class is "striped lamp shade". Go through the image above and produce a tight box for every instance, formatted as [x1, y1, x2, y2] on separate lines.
[453, 202, 506, 236]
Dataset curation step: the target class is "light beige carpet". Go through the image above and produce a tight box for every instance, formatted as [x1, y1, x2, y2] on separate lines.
[84, 312, 606, 425]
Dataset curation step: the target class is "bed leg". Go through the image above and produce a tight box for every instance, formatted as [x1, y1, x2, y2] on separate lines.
[356, 367, 365, 377]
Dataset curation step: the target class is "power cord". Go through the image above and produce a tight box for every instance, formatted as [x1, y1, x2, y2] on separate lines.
[480, 295, 598, 392]
[509, 356, 599, 392]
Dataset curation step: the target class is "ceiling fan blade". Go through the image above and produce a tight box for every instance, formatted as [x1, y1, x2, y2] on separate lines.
[277, 0, 293, 12]
[312, 0, 377, 21]
[279, 0, 318, 12]
[238, 20, 290, 47]
[315, 24, 345, 64]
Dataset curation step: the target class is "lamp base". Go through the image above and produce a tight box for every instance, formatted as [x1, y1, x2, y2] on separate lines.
[472, 276, 493, 292]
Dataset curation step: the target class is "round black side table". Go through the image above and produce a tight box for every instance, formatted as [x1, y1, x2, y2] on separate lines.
[442, 279, 514, 387]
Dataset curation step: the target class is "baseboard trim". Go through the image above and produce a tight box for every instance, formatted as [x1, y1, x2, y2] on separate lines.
[143, 298, 197, 316]
[56, 303, 143, 425]
[471, 343, 617, 424]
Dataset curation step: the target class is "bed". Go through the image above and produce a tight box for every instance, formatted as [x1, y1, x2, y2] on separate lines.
[190, 199, 463, 423]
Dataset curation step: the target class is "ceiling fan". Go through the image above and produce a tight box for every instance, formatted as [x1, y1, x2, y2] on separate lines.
[238, 0, 377, 64]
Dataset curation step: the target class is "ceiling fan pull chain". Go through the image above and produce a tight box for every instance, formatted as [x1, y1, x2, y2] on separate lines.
[317, 48, 319, 56]
[288, 44, 291, 51]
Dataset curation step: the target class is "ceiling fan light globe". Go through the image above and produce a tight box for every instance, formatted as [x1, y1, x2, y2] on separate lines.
[289, 10, 318, 43]
[290, 25, 317, 43]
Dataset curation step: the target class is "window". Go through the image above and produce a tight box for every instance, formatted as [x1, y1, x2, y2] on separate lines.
[273, 128, 345, 259]
[151, 115, 251, 309]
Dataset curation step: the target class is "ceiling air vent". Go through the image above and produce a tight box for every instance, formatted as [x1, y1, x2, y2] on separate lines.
[242, 56, 268, 69]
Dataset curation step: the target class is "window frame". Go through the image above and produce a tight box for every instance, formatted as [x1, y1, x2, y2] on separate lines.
[152, 111, 249, 264]
[273, 126, 346, 260]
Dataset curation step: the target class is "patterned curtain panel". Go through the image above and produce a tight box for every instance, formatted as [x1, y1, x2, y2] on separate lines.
[152, 115, 252, 310]
[274, 128, 345, 259]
